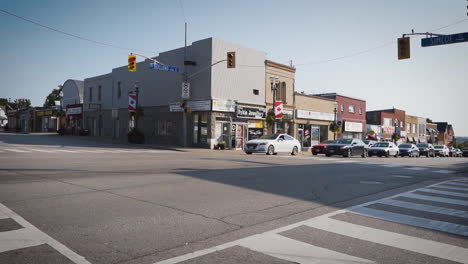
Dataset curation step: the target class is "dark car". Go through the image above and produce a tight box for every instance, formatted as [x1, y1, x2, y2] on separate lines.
[416, 143, 435, 157]
[398, 143, 420, 157]
[463, 148, 468, 157]
[312, 140, 335, 155]
[325, 138, 367, 158]
[363, 140, 377, 148]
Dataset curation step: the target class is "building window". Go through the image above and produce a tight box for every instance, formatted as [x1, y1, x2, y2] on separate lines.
[275, 82, 287, 103]
[98, 85, 102, 101]
[89, 87, 93, 102]
[400, 121, 403, 128]
[359, 107, 362, 115]
[407, 123, 411, 131]
[341, 104, 344, 112]
[117, 82, 122, 99]
[157, 120, 175, 135]
[253, 89, 259, 95]
[412, 124, 417, 134]
[384, 118, 392, 127]
[348, 105, 355, 113]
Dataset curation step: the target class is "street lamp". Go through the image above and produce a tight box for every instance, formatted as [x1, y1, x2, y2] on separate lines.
[333, 102, 338, 140]
[269, 76, 279, 134]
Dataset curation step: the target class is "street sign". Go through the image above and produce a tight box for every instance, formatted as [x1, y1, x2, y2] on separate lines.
[150, 63, 180, 72]
[275, 101, 283, 119]
[181, 82, 190, 99]
[128, 93, 137, 112]
[421, 32, 468, 47]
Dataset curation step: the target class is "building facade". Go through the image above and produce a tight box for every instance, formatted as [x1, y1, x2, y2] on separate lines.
[366, 108, 406, 143]
[405, 114, 419, 143]
[61, 79, 84, 135]
[426, 123, 438, 144]
[417, 117, 427, 143]
[315, 93, 366, 139]
[434, 122, 455, 146]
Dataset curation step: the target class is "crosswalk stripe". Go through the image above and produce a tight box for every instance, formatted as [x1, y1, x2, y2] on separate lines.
[350, 206, 468, 236]
[391, 175, 413, 178]
[404, 167, 427, 170]
[237, 232, 374, 264]
[381, 164, 401, 167]
[4, 148, 30, 153]
[435, 185, 468, 191]
[378, 199, 468, 218]
[434, 169, 456, 174]
[417, 188, 468, 198]
[0, 228, 44, 253]
[304, 216, 468, 263]
[24, 148, 57, 153]
[448, 182, 468, 187]
[400, 192, 468, 206]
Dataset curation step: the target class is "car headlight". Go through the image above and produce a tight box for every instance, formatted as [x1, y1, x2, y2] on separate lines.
[259, 143, 267, 146]
[341, 146, 348, 149]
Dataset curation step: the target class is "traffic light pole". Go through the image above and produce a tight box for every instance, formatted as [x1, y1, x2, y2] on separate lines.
[182, 23, 188, 147]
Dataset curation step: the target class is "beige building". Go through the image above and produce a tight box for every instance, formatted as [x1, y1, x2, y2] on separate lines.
[405, 115, 419, 143]
[265, 60, 296, 135]
[294, 93, 336, 148]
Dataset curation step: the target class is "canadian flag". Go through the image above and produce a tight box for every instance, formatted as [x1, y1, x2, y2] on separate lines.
[275, 101, 283, 119]
[128, 93, 137, 112]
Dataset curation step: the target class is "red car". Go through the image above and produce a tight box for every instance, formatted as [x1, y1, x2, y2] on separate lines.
[312, 140, 335, 155]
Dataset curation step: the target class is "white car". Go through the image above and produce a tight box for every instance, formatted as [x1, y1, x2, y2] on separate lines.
[368, 142, 399, 157]
[244, 134, 301, 155]
[434, 145, 450, 157]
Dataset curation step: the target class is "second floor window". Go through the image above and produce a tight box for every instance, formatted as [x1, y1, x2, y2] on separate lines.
[275, 82, 287, 103]
[89, 87, 93, 102]
[359, 107, 362, 115]
[341, 104, 344, 112]
[98, 86, 102, 101]
[348, 105, 355, 113]
[117, 82, 122, 99]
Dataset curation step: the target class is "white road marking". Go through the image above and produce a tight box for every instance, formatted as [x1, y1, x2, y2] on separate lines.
[4, 148, 31, 153]
[360, 181, 384, 185]
[54, 149, 79, 153]
[337, 160, 357, 163]
[400, 193, 468, 206]
[433, 185, 468, 191]
[238, 233, 374, 264]
[0, 203, 91, 264]
[378, 199, 468, 218]
[404, 167, 427, 171]
[380, 164, 402, 167]
[448, 182, 468, 187]
[304, 217, 468, 263]
[391, 175, 413, 178]
[417, 188, 468, 198]
[23, 148, 57, 153]
[433, 170, 456, 174]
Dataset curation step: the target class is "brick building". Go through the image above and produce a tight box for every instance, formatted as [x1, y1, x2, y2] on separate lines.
[366, 108, 406, 143]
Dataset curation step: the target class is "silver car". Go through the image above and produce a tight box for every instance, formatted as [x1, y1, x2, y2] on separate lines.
[368, 142, 399, 157]
[244, 134, 301, 155]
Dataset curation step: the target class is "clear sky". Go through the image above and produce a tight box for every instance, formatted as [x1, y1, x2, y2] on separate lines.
[1, 0, 467, 135]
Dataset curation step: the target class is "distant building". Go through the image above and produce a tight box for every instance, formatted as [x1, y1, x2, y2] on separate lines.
[434, 122, 455, 146]
[366, 108, 406, 143]
[0, 106, 7, 128]
[426, 123, 438, 144]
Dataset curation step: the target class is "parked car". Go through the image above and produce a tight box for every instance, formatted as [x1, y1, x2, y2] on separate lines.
[455, 148, 463, 157]
[363, 140, 378, 148]
[448, 147, 458, 157]
[416, 143, 436, 157]
[434, 145, 450, 157]
[312, 140, 335, 155]
[463, 148, 468, 157]
[244, 134, 301, 155]
[398, 143, 420, 157]
[368, 142, 399, 157]
[325, 138, 368, 158]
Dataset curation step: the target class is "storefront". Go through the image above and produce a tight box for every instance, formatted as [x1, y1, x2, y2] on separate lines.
[275, 109, 293, 135]
[234, 105, 266, 149]
[295, 109, 334, 149]
[66, 104, 83, 135]
[342, 121, 364, 139]
[36, 109, 56, 132]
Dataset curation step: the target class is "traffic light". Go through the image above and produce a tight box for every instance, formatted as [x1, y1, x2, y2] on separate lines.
[227, 52, 236, 68]
[398, 37, 410, 60]
[128, 54, 137, 72]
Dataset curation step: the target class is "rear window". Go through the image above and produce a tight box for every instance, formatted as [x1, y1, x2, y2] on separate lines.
[434, 146, 443, 149]
[373, 143, 388, 147]
[399, 144, 412, 148]
[417, 144, 428, 147]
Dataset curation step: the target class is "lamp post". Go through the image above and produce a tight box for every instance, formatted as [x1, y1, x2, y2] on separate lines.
[393, 119, 398, 144]
[269, 76, 279, 134]
[333, 102, 338, 140]
[134, 81, 139, 130]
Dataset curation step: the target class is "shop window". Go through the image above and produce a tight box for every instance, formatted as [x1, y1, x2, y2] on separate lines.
[117, 82, 122, 99]
[193, 113, 208, 144]
[406, 123, 411, 131]
[157, 120, 175, 135]
[98, 85, 102, 101]
[275, 82, 287, 103]
[89, 87, 93, 102]
[348, 105, 355, 113]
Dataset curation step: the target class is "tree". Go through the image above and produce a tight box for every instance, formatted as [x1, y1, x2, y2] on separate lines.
[0, 98, 8, 106]
[14, 98, 31, 109]
[426, 118, 433, 123]
[45, 88, 61, 107]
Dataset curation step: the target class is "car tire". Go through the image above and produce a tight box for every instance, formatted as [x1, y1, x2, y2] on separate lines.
[246, 152, 252, 155]
[325, 154, 331, 157]
[312, 152, 318, 156]
[266, 145, 274, 155]
[426, 153, 429, 158]
[385, 151, 390, 158]
[345, 149, 352, 158]
[361, 149, 368, 158]
[368, 153, 373, 157]
[394, 151, 399, 158]
[291, 146, 298, 156]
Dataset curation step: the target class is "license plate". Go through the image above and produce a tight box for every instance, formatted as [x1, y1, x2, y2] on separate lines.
[330, 150, 334, 153]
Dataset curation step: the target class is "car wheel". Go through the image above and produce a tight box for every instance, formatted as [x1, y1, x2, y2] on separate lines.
[312, 152, 318, 156]
[246, 152, 252, 155]
[385, 151, 390, 158]
[325, 154, 331, 157]
[291, 146, 298, 156]
[426, 153, 429, 158]
[368, 153, 373, 157]
[394, 151, 399, 158]
[266, 145, 274, 155]
[346, 149, 352, 158]
[361, 149, 368, 158]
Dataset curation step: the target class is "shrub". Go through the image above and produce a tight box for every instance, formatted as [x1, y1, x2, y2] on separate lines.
[127, 129, 145, 144]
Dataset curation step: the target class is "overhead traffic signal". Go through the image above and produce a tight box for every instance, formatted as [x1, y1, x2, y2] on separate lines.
[227, 52, 236, 68]
[128, 54, 137, 72]
[398, 37, 410, 60]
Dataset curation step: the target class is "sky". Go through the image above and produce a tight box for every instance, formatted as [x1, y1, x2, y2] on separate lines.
[0, 0, 467, 135]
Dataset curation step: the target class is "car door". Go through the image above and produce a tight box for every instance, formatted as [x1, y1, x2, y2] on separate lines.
[284, 135, 295, 152]
[352, 140, 364, 155]
[276, 134, 287, 152]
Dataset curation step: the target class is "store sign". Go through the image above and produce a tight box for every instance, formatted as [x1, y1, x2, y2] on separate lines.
[36, 111, 44, 117]
[236, 106, 266, 119]
[212, 99, 236, 112]
[66, 107, 82, 115]
[344, 121, 363, 132]
[169, 100, 212, 112]
[283, 110, 293, 120]
[382, 127, 395, 135]
[36, 110, 53, 117]
[248, 120, 264, 128]
[296, 109, 334, 121]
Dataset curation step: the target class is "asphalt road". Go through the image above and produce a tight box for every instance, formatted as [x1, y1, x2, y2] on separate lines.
[0, 133, 467, 264]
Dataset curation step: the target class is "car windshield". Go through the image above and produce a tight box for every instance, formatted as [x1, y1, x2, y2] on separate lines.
[335, 139, 353, 144]
[363, 140, 370, 144]
[258, 134, 279, 140]
[416, 144, 428, 147]
[398, 144, 412, 148]
[434, 146, 443, 149]
[322, 140, 335, 144]
[373, 143, 389, 147]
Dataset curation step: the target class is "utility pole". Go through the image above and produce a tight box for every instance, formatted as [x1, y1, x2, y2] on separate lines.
[333, 104, 338, 140]
[134, 81, 139, 130]
[182, 22, 188, 147]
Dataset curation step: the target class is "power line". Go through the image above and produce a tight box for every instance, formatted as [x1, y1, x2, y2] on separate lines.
[0, 8, 156, 54]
